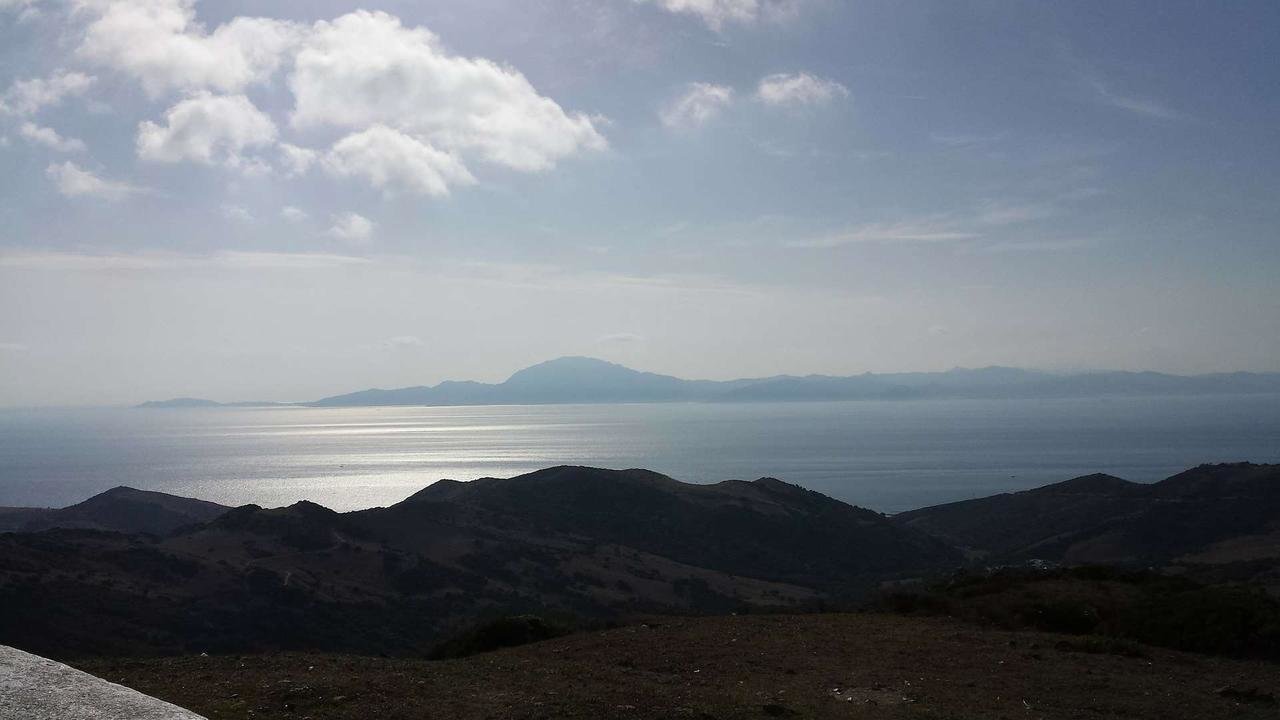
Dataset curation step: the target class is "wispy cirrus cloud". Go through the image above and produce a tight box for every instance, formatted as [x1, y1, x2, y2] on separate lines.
[0, 249, 372, 271]
[790, 218, 982, 248]
[967, 237, 1102, 254]
[637, 0, 758, 30]
[790, 200, 1063, 249]
[1086, 77, 1182, 120]
[1059, 44, 1183, 121]
[635, 0, 803, 31]
[598, 332, 644, 345]
[439, 259, 758, 296]
[928, 131, 1003, 148]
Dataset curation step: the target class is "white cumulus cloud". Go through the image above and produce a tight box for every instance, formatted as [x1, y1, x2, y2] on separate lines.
[136, 92, 276, 167]
[46, 161, 143, 200]
[324, 125, 475, 197]
[75, 0, 304, 96]
[280, 205, 308, 222]
[28, 5, 604, 197]
[660, 82, 734, 129]
[756, 72, 848, 106]
[328, 211, 374, 244]
[1, 71, 95, 116]
[278, 143, 318, 177]
[289, 10, 605, 172]
[20, 122, 86, 152]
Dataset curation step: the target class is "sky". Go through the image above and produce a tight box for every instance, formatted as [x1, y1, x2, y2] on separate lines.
[1, 0, 1278, 406]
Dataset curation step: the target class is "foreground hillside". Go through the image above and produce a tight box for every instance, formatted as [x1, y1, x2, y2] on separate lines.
[79, 613, 1280, 720]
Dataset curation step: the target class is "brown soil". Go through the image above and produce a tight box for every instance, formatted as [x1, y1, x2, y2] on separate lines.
[76, 613, 1279, 720]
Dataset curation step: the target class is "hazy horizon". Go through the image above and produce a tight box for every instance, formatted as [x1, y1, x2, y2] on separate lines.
[7, 353, 1280, 409]
[3, 1, 1280, 406]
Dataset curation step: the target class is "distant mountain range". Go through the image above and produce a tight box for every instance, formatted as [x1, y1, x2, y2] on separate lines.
[136, 398, 293, 409]
[2, 462, 1278, 659]
[140, 356, 1280, 408]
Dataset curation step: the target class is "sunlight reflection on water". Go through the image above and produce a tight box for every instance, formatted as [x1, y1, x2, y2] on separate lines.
[1, 396, 1277, 512]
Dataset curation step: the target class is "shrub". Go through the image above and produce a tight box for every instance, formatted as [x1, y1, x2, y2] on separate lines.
[429, 615, 572, 660]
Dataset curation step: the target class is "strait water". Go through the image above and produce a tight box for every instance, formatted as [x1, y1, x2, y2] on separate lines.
[1, 395, 1278, 513]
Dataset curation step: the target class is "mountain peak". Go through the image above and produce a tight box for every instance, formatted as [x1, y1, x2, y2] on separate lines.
[98, 485, 145, 497]
[504, 356, 636, 384]
[1032, 473, 1141, 495]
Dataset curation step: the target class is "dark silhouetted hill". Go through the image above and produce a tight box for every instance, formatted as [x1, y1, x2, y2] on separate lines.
[6, 463, 1280, 659]
[3, 487, 230, 534]
[895, 463, 1280, 568]
[0, 466, 956, 658]
[372, 465, 958, 591]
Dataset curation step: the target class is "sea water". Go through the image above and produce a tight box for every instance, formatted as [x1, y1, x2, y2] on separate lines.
[1, 395, 1278, 513]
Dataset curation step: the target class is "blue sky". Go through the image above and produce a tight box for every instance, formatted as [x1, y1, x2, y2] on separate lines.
[1, 0, 1278, 405]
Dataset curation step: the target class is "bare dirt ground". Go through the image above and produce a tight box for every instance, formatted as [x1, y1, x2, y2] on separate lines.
[76, 613, 1279, 720]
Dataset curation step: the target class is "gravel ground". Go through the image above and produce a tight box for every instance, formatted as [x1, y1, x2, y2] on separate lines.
[78, 613, 1279, 720]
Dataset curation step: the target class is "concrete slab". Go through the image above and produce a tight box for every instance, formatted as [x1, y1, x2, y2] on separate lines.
[0, 645, 205, 720]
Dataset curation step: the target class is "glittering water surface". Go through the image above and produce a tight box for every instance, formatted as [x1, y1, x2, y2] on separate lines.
[2, 396, 1278, 513]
